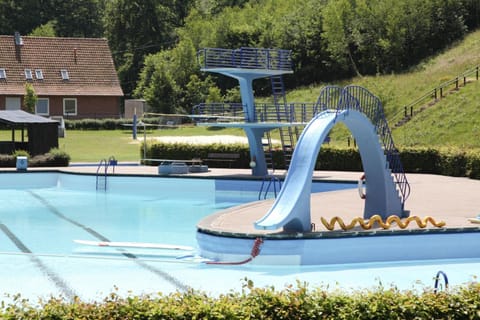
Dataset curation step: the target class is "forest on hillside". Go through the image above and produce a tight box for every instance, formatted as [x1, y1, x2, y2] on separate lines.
[1, 0, 479, 114]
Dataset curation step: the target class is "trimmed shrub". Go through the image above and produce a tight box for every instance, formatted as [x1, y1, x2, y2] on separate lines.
[398, 147, 441, 173]
[30, 148, 70, 167]
[64, 117, 168, 130]
[144, 142, 251, 168]
[466, 150, 480, 179]
[317, 147, 362, 171]
[144, 143, 480, 180]
[0, 148, 70, 167]
[1, 282, 480, 319]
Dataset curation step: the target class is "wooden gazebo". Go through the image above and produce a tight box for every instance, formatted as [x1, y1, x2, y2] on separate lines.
[0, 110, 58, 156]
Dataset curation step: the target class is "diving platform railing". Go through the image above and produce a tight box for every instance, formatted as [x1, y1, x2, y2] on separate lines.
[192, 102, 321, 124]
[197, 47, 293, 71]
[192, 103, 247, 122]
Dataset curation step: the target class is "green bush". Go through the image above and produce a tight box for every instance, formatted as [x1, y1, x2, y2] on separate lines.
[144, 143, 480, 179]
[144, 142, 251, 168]
[398, 147, 441, 173]
[316, 147, 362, 171]
[12, 149, 31, 158]
[0, 148, 70, 167]
[466, 150, 480, 179]
[64, 117, 168, 130]
[0, 154, 16, 167]
[30, 148, 71, 167]
[1, 282, 479, 319]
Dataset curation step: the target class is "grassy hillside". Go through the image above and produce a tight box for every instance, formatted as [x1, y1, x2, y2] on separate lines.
[284, 29, 480, 149]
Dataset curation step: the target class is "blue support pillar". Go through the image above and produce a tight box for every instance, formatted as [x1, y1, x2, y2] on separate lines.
[132, 113, 137, 140]
[244, 127, 268, 176]
[238, 77, 256, 122]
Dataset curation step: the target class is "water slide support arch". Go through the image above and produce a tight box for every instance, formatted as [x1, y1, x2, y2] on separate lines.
[255, 109, 405, 232]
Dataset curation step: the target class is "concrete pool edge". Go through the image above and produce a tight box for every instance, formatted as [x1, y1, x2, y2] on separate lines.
[196, 228, 480, 265]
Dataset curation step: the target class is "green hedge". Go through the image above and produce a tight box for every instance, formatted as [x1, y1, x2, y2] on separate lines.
[144, 142, 252, 168]
[144, 143, 480, 179]
[0, 148, 70, 167]
[2, 282, 479, 319]
[65, 118, 165, 130]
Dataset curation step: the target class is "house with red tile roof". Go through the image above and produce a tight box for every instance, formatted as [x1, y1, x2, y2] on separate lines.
[0, 33, 123, 119]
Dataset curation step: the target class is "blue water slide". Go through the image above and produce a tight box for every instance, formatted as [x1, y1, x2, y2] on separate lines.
[255, 109, 404, 232]
[255, 111, 340, 231]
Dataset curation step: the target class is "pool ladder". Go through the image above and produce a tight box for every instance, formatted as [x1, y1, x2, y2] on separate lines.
[258, 174, 282, 200]
[96, 156, 117, 190]
[434, 270, 449, 293]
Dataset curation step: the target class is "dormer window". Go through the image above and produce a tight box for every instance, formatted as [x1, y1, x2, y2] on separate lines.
[25, 69, 33, 80]
[35, 69, 44, 80]
[60, 69, 69, 80]
[0, 68, 5, 79]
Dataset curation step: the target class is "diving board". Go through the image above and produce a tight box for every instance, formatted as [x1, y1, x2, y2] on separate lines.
[74, 239, 194, 251]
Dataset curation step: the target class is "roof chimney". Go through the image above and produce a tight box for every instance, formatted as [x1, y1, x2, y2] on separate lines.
[14, 32, 23, 46]
[74, 47, 77, 64]
[14, 32, 23, 62]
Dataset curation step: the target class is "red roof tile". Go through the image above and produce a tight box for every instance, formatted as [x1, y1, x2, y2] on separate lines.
[0, 35, 123, 96]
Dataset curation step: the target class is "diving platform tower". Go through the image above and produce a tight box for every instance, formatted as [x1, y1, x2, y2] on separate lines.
[196, 47, 295, 176]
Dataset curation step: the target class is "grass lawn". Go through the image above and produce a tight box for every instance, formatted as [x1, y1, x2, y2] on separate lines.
[59, 130, 141, 162]
[58, 126, 246, 163]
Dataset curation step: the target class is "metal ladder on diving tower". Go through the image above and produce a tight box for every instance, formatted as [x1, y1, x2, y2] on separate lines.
[259, 75, 298, 199]
[270, 75, 298, 171]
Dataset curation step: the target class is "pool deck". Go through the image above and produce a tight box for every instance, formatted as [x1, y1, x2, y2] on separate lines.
[24, 163, 480, 235]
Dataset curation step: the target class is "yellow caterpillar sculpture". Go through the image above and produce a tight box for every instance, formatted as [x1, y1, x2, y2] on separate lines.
[320, 215, 446, 231]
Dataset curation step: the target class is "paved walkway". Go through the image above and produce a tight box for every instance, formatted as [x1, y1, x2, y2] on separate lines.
[24, 163, 480, 234]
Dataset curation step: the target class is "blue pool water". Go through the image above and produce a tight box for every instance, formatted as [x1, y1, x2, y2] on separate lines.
[0, 172, 478, 302]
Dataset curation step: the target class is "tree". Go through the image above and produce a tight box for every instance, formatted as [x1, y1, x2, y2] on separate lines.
[321, 0, 360, 76]
[134, 39, 213, 114]
[104, 0, 194, 98]
[52, 0, 104, 37]
[0, 0, 50, 35]
[23, 83, 37, 113]
[29, 21, 56, 37]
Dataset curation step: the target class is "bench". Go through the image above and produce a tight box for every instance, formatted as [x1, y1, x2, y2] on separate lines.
[205, 153, 240, 168]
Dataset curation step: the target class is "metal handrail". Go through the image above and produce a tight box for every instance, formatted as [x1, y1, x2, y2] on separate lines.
[434, 270, 449, 293]
[336, 85, 410, 204]
[96, 157, 116, 190]
[96, 159, 108, 190]
[192, 103, 247, 121]
[391, 65, 480, 126]
[258, 175, 282, 200]
[191, 102, 319, 124]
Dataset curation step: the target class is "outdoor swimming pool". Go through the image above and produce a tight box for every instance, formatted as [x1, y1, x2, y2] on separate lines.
[0, 172, 478, 303]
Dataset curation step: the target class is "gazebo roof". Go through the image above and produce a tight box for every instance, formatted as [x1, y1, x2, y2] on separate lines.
[0, 110, 57, 125]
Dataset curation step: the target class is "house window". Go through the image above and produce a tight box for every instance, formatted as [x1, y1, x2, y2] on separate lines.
[25, 69, 33, 80]
[35, 69, 44, 80]
[35, 98, 49, 115]
[60, 69, 69, 80]
[5, 97, 21, 110]
[63, 98, 77, 116]
[0, 68, 6, 79]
